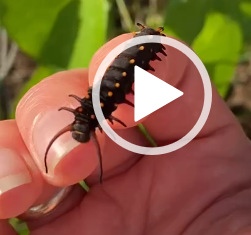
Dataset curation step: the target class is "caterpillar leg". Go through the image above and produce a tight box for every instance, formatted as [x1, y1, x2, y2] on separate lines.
[110, 115, 127, 127]
[69, 94, 82, 103]
[124, 99, 134, 108]
[98, 124, 103, 133]
[58, 107, 76, 113]
[160, 49, 167, 56]
[153, 54, 161, 61]
[148, 65, 155, 71]
[44, 124, 73, 173]
[137, 22, 146, 30]
[108, 117, 114, 125]
[157, 26, 164, 32]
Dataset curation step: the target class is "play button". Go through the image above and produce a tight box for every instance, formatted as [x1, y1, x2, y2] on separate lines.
[134, 66, 183, 122]
[92, 35, 212, 156]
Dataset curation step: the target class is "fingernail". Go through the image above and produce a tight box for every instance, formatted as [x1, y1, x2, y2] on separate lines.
[0, 148, 31, 195]
[33, 110, 80, 174]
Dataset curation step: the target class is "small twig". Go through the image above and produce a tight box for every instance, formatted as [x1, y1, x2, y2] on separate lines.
[0, 26, 18, 80]
[149, 0, 158, 14]
[0, 28, 8, 79]
[137, 124, 158, 147]
[116, 0, 134, 32]
[2, 42, 18, 78]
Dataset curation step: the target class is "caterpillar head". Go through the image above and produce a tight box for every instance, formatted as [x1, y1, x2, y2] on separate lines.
[43, 106, 91, 173]
[136, 23, 166, 37]
[72, 121, 91, 143]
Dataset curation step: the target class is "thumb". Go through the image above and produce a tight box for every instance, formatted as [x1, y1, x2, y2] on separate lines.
[0, 221, 17, 235]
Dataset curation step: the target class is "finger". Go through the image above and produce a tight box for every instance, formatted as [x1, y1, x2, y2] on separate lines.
[85, 126, 149, 184]
[15, 69, 147, 187]
[0, 221, 16, 235]
[0, 120, 87, 219]
[89, 33, 240, 144]
[142, 56, 239, 143]
[15, 69, 104, 186]
[0, 120, 42, 219]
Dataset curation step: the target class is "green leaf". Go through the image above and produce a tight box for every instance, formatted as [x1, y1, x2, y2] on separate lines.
[205, 62, 236, 97]
[213, 63, 236, 97]
[68, 0, 109, 68]
[164, 0, 212, 45]
[240, 0, 251, 17]
[2, 0, 109, 113]
[11, 65, 61, 119]
[192, 12, 243, 97]
[38, 0, 82, 68]
[0, 0, 71, 59]
[192, 12, 243, 63]
[239, 0, 251, 43]
[0, 0, 109, 68]
[211, 0, 251, 44]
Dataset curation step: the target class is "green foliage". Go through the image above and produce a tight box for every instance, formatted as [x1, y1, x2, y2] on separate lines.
[0, 0, 71, 59]
[192, 12, 243, 96]
[211, 0, 251, 44]
[192, 13, 242, 63]
[164, 0, 212, 45]
[164, 0, 251, 97]
[68, 0, 109, 68]
[0, 0, 109, 68]
[0, 0, 109, 115]
[38, 0, 82, 68]
[240, 0, 251, 17]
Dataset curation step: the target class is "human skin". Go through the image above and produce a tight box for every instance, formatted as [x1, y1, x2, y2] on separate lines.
[1, 34, 251, 235]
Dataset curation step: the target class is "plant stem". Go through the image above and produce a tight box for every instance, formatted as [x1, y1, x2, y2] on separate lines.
[116, 0, 134, 32]
[0, 27, 18, 79]
[80, 180, 90, 192]
[0, 28, 8, 80]
[137, 124, 158, 147]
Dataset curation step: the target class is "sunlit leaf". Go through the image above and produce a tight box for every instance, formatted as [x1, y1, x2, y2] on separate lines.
[211, 0, 251, 44]
[1, 0, 109, 115]
[68, 0, 109, 68]
[0, 0, 109, 68]
[164, 0, 212, 45]
[192, 12, 243, 97]
[205, 62, 236, 97]
[192, 12, 243, 63]
[240, 0, 251, 17]
[38, 0, 82, 68]
[0, 0, 71, 59]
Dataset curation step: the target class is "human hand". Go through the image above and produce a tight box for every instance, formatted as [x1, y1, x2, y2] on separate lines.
[1, 34, 251, 235]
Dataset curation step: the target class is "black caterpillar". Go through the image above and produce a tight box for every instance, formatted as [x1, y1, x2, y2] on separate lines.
[44, 23, 167, 183]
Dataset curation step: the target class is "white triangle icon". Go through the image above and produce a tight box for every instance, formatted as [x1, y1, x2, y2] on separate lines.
[135, 66, 184, 122]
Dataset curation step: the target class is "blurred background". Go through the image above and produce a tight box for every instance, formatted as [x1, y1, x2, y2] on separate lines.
[0, 0, 251, 234]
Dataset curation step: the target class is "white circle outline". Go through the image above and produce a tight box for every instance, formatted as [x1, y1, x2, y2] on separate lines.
[92, 35, 212, 155]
